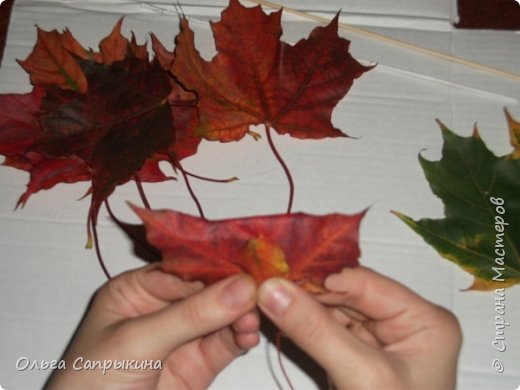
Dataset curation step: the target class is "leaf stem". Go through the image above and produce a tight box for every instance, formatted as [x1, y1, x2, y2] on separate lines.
[134, 175, 151, 209]
[175, 160, 206, 219]
[182, 169, 238, 184]
[265, 125, 294, 214]
[90, 218, 111, 280]
[276, 330, 295, 390]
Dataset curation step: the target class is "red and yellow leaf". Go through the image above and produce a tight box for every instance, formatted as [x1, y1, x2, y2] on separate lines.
[171, 0, 371, 142]
[133, 206, 365, 292]
[1, 21, 201, 248]
[17, 28, 88, 93]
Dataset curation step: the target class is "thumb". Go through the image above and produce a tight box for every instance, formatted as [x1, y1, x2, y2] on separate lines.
[257, 278, 374, 380]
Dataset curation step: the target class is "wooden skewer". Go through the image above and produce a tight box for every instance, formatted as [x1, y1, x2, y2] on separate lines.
[247, 0, 520, 83]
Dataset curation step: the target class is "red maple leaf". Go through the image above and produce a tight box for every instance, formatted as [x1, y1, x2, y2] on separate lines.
[17, 28, 90, 93]
[171, 0, 371, 142]
[0, 5, 370, 285]
[0, 87, 45, 157]
[16, 18, 149, 94]
[0, 21, 201, 248]
[0, 87, 93, 204]
[133, 205, 365, 292]
[35, 56, 196, 237]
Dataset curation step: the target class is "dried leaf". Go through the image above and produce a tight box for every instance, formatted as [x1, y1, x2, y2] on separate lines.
[36, 56, 176, 228]
[505, 108, 520, 159]
[133, 205, 365, 292]
[171, 0, 370, 141]
[0, 22, 200, 243]
[0, 87, 45, 156]
[17, 28, 88, 93]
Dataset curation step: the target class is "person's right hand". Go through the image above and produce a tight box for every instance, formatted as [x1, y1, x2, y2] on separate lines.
[258, 266, 462, 389]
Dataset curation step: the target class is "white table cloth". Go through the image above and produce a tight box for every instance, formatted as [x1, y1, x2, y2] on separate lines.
[0, 1, 519, 389]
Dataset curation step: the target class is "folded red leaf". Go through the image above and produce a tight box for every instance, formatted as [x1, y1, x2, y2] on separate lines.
[132, 205, 365, 292]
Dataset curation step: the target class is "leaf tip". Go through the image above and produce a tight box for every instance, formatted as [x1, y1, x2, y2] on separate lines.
[417, 146, 429, 160]
[435, 118, 450, 133]
[462, 277, 516, 292]
[504, 107, 513, 122]
[331, 10, 341, 27]
[390, 209, 402, 218]
[343, 132, 359, 140]
[126, 200, 142, 214]
[15, 192, 29, 210]
[471, 123, 481, 139]
[115, 16, 125, 29]
[503, 107, 520, 159]
[127, 201, 159, 227]
[391, 210, 416, 227]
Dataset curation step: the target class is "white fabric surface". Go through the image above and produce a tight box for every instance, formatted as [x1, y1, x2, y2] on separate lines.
[0, 1, 519, 389]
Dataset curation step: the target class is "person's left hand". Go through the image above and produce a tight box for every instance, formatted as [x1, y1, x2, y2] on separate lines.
[46, 265, 259, 389]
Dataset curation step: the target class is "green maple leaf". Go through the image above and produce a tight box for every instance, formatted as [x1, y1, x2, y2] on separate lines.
[394, 110, 520, 290]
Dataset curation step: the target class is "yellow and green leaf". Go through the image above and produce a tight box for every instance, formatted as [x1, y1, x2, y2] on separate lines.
[394, 112, 520, 290]
[505, 108, 520, 159]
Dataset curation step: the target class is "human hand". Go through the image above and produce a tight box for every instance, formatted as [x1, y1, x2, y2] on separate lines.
[258, 266, 462, 389]
[46, 265, 259, 390]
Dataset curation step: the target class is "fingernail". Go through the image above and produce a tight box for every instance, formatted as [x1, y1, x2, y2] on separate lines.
[222, 275, 255, 309]
[258, 279, 293, 316]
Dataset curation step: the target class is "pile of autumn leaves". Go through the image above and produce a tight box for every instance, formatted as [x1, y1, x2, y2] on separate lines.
[0, 18, 202, 245]
[1, 0, 518, 290]
[0, 0, 370, 290]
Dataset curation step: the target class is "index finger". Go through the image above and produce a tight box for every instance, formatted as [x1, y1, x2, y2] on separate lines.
[322, 266, 435, 322]
[124, 274, 257, 359]
[318, 267, 450, 347]
[93, 265, 204, 323]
